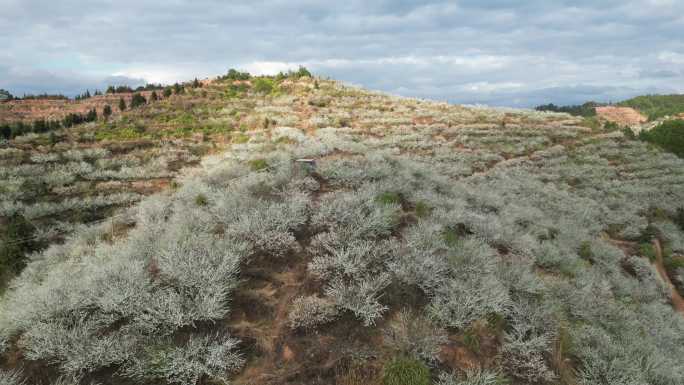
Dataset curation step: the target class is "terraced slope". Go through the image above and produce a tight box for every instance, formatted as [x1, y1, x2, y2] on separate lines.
[1, 78, 684, 385]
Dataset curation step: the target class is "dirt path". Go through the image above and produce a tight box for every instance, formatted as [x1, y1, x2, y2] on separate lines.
[652, 239, 684, 316]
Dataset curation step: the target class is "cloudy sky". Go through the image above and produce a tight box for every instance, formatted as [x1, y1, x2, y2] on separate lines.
[1, 0, 683, 107]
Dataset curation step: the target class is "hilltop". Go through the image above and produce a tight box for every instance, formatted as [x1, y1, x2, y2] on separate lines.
[1, 72, 684, 385]
[536, 94, 684, 132]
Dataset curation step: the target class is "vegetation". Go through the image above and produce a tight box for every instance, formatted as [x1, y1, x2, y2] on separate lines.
[0, 89, 13, 101]
[253, 78, 275, 94]
[0, 214, 39, 289]
[275, 66, 313, 80]
[534, 101, 601, 117]
[12, 93, 68, 101]
[130, 93, 147, 108]
[619, 94, 684, 120]
[103, 104, 112, 119]
[218, 68, 251, 81]
[382, 357, 430, 385]
[1, 76, 684, 385]
[639, 119, 684, 157]
[0, 109, 98, 140]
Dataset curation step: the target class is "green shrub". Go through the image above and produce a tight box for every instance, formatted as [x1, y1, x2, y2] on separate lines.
[248, 158, 269, 171]
[376, 192, 401, 206]
[0, 214, 38, 281]
[232, 133, 250, 144]
[253, 78, 275, 95]
[462, 328, 480, 353]
[639, 119, 684, 158]
[578, 241, 594, 262]
[195, 194, 208, 206]
[382, 357, 430, 385]
[220, 68, 251, 81]
[639, 243, 657, 262]
[676, 207, 684, 231]
[622, 126, 636, 139]
[414, 202, 431, 218]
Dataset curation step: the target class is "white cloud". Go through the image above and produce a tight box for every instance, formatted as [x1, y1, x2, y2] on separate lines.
[2, 0, 683, 106]
[658, 51, 684, 64]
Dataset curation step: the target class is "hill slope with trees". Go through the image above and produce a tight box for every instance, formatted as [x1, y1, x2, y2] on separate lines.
[1, 72, 684, 385]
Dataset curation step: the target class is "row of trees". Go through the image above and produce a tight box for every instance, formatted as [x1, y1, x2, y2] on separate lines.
[217, 66, 313, 83]
[535, 102, 601, 117]
[0, 107, 101, 140]
[0, 89, 13, 101]
[106, 83, 165, 94]
[74, 89, 104, 101]
[1, 91, 161, 139]
[8, 93, 69, 101]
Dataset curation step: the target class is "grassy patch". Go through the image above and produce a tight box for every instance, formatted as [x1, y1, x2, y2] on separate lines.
[578, 241, 594, 262]
[414, 201, 431, 218]
[376, 192, 402, 206]
[382, 357, 430, 385]
[639, 242, 657, 262]
[195, 194, 208, 206]
[248, 158, 269, 171]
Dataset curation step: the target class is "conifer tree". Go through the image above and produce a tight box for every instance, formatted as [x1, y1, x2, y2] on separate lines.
[119, 97, 126, 112]
[103, 104, 112, 119]
[130, 93, 146, 108]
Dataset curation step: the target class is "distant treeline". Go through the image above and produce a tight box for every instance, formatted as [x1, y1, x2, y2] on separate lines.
[536, 94, 684, 121]
[535, 102, 602, 117]
[618, 94, 684, 121]
[0, 108, 98, 140]
[106, 83, 165, 94]
[0, 90, 168, 140]
[0, 89, 13, 101]
[217, 66, 313, 82]
[11, 93, 69, 101]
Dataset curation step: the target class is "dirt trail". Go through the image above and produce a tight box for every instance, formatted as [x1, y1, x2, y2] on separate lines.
[603, 235, 684, 316]
[228, 174, 348, 385]
[652, 239, 684, 316]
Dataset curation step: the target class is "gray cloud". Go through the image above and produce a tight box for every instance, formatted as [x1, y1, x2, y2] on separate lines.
[1, 0, 683, 106]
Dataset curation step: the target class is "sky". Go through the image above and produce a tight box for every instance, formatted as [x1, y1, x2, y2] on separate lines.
[1, 0, 683, 107]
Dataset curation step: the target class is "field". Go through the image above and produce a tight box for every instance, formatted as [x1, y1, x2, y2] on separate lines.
[1, 76, 684, 385]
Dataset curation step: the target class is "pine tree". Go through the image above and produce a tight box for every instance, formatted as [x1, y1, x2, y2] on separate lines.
[150, 91, 158, 101]
[103, 105, 112, 119]
[119, 97, 126, 112]
[0, 124, 11, 140]
[193, 78, 200, 88]
[163, 87, 172, 98]
[130, 93, 146, 108]
[86, 108, 97, 122]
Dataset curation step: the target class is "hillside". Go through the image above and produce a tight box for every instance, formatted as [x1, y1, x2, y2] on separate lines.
[618, 94, 684, 121]
[0, 91, 167, 125]
[1, 75, 684, 385]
